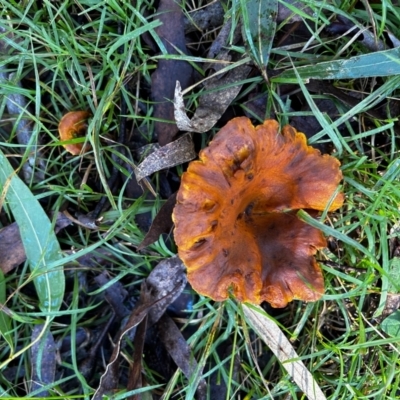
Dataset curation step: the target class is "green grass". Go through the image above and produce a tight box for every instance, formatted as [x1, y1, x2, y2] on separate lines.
[1, 0, 400, 399]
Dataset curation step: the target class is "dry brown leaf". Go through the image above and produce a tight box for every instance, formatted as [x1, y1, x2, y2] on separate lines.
[157, 314, 207, 400]
[138, 192, 177, 250]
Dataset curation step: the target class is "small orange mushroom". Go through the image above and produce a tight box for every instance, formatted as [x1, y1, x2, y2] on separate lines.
[58, 111, 91, 155]
[172, 117, 344, 308]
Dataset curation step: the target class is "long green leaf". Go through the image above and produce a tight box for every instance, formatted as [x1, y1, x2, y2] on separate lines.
[0, 151, 65, 313]
[273, 47, 400, 81]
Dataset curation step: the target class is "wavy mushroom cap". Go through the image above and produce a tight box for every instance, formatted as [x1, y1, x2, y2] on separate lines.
[172, 117, 344, 308]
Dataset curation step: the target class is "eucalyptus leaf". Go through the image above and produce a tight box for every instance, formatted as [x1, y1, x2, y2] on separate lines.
[274, 47, 400, 81]
[0, 151, 65, 313]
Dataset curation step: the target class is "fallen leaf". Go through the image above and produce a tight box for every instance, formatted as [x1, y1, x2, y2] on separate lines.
[277, 1, 313, 22]
[157, 314, 207, 400]
[134, 134, 195, 183]
[183, 1, 225, 33]
[93, 256, 186, 399]
[94, 272, 130, 319]
[326, 14, 386, 52]
[146, 256, 187, 326]
[92, 287, 153, 400]
[174, 16, 252, 134]
[243, 304, 326, 400]
[174, 61, 251, 133]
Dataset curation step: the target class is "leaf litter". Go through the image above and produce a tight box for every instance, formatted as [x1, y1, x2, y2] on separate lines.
[93, 256, 188, 399]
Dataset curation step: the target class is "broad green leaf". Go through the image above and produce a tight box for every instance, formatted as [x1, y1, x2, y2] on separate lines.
[241, 0, 278, 74]
[381, 310, 400, 338]
[273, 47, 400, 81]
[0, 151, 65, 313]
[0, 270, 13, 353]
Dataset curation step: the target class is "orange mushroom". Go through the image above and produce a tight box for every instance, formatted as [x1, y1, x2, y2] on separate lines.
[172, 117, 344, 308]
[58, 111, 91, 155]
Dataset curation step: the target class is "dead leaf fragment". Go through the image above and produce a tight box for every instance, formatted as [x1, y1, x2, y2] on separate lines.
[146, 255, 187, 326]
[92, 288, 151, 400]
[157, 314, 207, 400]
[135, 134, 196, 183]
[93, 256, 187, 399]
[174, 62, 251, 133]
[138, 192, 177, 250]
[94, 272, 130, 319]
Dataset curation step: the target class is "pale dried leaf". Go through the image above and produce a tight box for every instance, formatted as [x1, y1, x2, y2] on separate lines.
[174, 62, 251, 133]
[243, 304, 326, 400]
